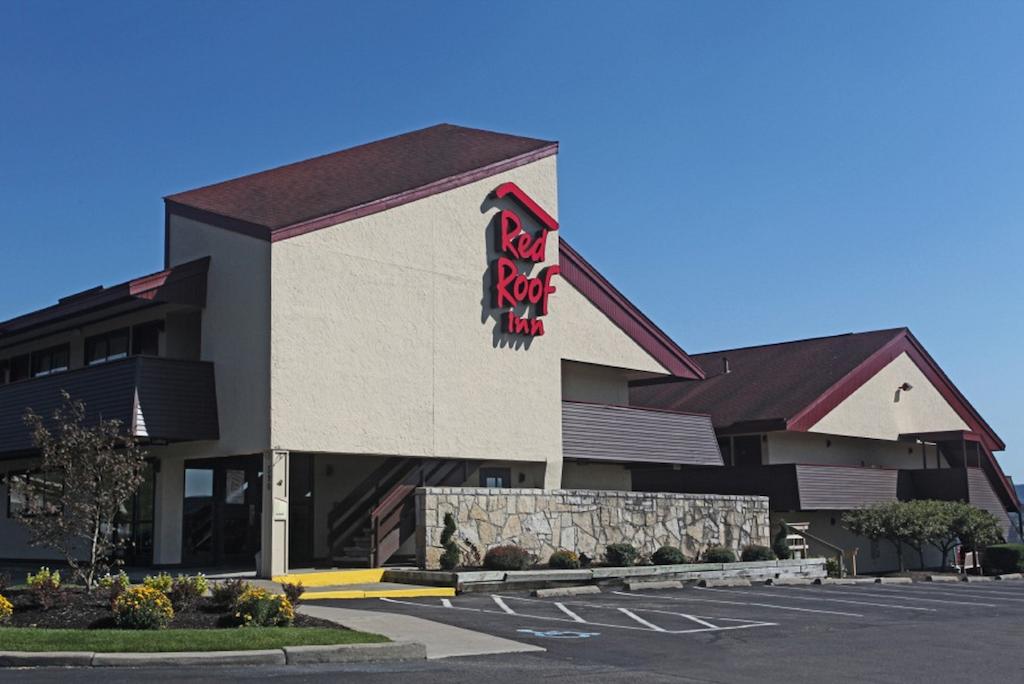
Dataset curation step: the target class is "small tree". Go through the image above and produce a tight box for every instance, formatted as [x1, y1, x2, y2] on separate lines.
[925, 500, 968, 569]
[14, 392, 147, 590]
[952, 504, 1004, 571]
[843, 502, 917, 572]
[901, 500, 948, 570]
[439, 513, 461, 570]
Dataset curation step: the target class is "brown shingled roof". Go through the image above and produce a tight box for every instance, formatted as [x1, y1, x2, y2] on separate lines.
[630, 328, 910, 431]
[165, 124, 557, 240]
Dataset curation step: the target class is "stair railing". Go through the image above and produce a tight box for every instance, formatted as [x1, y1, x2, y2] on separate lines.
[780, 520, 851, 578]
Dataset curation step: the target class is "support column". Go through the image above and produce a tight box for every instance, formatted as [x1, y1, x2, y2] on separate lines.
[543, 455, 563, 490]
[259, 449, 289, 578]
[152, 456, 183, 565]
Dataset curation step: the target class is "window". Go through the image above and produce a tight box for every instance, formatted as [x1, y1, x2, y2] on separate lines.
[7, 354, 30, 383]
[131, 321, 162, 357]
[30, 345, 70, 378]
[479, 467, 511, 488]
[6, 472, 62, 517]
[85, 328, 129, 365]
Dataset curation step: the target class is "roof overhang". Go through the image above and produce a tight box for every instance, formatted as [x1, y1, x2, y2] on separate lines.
[0, 257, 209, 343]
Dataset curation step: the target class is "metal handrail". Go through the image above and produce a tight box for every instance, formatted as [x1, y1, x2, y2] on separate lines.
[780, 520, 848, 578]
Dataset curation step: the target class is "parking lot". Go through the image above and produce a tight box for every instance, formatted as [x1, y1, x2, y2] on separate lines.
[310, 580, 1024, 683]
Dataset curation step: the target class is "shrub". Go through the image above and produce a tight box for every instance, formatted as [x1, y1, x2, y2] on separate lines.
[825, 557, 841, 578]
[605, 543, 640, 567]
[169, 574, 208, 610]
[549, 550, 581, 569]
[740, 544, 777, 562]
[439, 513, 461, 571]
[983, 544, 1024, 575]
[234, 587, 294, 627]
[281, 581, 305, 605]
[483, 545, 534, 571]
[27, 567, 63, 610]
[98, 570, 131, 608]
[0, 572, 10, 593]
[113, 586, 174, 629]
[703, 546, 736, 563]
[773, 524, 792, 560]
[0, 594, 12, 624]
[143, 572, 174, 594]
[211, 578, 250, 608]
[651, 545, 687, 565]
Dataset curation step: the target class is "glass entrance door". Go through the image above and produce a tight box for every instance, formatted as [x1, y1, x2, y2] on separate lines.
[182, 456, 262, 567]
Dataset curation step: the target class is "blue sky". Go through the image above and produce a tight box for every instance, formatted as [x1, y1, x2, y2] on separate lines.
[2, 2, 1022, 478]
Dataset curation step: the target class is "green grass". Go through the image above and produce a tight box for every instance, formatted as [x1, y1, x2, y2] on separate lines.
[0, 627, 389, 652]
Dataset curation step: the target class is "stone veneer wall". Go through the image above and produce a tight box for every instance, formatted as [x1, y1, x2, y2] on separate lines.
[416, 487, 771, 570]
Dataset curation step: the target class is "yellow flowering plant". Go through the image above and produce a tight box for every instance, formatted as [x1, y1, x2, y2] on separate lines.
[0, 594, 13, 624]
[233, 587, 294, 627]
[113, 585, 174, 629]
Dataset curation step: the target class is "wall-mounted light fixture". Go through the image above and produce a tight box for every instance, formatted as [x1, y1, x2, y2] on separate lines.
[898, 382, 913, 392]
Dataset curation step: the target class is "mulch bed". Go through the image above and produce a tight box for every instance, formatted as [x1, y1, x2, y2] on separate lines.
[5, 589, 340, 630]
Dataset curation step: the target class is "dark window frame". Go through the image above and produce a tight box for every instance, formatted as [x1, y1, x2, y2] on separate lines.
[479, 467, 512, 489]
[85, 327, 130, 366]
[30, 344, 70, 378]
[131, 320, 163, 357]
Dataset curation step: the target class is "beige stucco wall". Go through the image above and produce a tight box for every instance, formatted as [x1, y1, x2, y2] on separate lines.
[167, 215, 272, 457]
[269, 155, 668, 485]
[560, 461, 632, 490]
[560, 361, 631, 405]
[767, 432, 951, 470]
[809, 352, 969, 441]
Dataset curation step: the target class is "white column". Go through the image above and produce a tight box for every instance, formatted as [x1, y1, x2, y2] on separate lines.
[153, 456, 183, 565]
[259, 449, 289, 578]
[543, 455, 563, 489]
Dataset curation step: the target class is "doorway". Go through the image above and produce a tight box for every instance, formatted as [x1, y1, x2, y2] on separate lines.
[182, 455, 262, 567]
[289, 454, 316, 566]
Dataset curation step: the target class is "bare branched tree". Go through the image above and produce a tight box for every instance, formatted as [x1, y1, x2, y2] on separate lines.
[12, 391, 147, 590]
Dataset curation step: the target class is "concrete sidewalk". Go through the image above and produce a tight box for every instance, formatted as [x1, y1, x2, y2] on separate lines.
[299, 604, 544, 660]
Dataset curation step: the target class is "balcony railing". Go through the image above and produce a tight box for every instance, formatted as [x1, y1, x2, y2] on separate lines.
[0, 356, 218, 455]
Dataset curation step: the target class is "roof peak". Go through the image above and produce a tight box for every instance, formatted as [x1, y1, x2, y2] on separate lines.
[694, 327, 909, 358]
[164, 124, 557, 235]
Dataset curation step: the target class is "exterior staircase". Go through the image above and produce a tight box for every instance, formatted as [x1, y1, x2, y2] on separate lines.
[327, 457, 475, 567]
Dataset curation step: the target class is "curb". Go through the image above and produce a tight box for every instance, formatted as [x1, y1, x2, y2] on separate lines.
[531, 585, 602, 598]
[765, 578, 814, 586]
[963, 575, 994, 583]
[624, 580, 683, 591]
[875, 577, 913, 585]
[0, 641, 427, 668]
[815, 578, 876, 585]
[926, 575, 961, 583]
[698, 579, 750, 588]
[996, 573, 1023, 581]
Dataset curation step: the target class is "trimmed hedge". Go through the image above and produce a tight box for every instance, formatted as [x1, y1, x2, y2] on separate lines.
[740, 544, 777, 562]
[605, 543, 640, 567]
[549, 550, 581, 569]
[703, 546, 736, 563]
[983, 544, 1024, 575]
[651, 545, 687, 565]
[484, 545, 534, 571]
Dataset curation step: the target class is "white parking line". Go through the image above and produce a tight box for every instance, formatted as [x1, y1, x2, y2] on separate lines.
[492, 596, 516, 615]
[695, 587, 936, 612]
[612, 590, 864, 618]
[555, 602, 586, 622]
[619, 608, 666, 632]
[865, 585, 1024, 602]
[778, 586, 997, 608]
[378, 596, 777, 635]
[441, 598, 453, 608]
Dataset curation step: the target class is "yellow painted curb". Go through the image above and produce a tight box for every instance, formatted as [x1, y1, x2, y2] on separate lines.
[301, 587, 456, 600]
[272, 569, 386, 587]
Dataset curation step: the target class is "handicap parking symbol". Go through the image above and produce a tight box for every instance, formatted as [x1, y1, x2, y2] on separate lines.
[517, 628, 600, 639]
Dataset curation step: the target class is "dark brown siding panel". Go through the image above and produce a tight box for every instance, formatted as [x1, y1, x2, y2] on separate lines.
[901, 468, 969, 502]
[0, 357, 218, 456]
[562, 402, 722, 466]
[134, 358, 219, 441]
[632, 464, 800, 510]
[795, 466, 899, 510]
[966, 467, 1011, 535]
